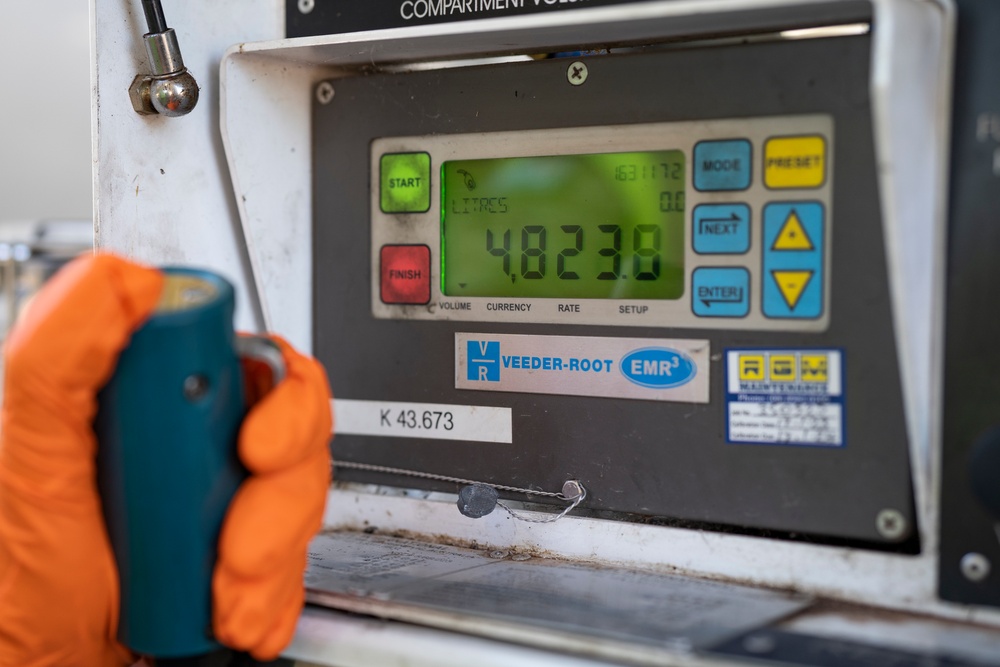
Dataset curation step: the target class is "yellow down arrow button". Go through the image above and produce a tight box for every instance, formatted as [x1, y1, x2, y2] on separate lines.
[771, 270, 814, 310]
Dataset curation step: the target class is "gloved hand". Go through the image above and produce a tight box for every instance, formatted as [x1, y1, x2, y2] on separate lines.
[0, 255, 332, 666]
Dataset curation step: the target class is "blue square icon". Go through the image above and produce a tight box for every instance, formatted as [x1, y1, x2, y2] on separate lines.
[467, 340, 500, 382]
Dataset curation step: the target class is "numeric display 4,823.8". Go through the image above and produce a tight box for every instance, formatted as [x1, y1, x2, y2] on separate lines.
[442, 150, 686, 300]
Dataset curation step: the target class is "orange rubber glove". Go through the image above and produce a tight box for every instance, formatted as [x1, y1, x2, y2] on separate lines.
[0, 255, 332, 666]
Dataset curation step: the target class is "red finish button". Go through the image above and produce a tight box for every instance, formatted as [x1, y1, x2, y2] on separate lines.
[381, 245, 431, 304]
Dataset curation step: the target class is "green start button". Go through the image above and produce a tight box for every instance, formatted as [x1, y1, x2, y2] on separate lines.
[380, 152, 431, 213]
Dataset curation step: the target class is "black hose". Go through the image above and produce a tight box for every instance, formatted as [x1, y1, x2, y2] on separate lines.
[141, 0, 168, 34]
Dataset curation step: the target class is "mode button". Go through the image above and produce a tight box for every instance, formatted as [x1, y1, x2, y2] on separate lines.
[693, 139, 752, 192]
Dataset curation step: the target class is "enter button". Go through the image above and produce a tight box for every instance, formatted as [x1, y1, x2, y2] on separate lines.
[692, 267, 750, 318]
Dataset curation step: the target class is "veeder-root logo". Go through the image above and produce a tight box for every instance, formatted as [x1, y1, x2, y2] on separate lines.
[468, 340, 500, 382]
[620, 347, 697, 389]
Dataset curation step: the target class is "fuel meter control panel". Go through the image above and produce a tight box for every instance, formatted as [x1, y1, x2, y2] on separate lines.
[314, 34, 916, 550]
[372, 117, 832, 332]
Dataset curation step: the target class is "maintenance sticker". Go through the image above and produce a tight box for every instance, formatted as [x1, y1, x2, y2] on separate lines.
[725, 349, 844, 447]
[456, 333, 709, 403]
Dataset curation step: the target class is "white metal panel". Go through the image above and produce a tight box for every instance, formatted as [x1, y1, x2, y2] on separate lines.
[869, 0, 954, 542]
[220, 53, 332, 349]
[91, 0, 282, 332]
[288, 606, 654, 667]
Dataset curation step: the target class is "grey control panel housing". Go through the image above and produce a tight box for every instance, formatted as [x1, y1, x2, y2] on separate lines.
[370, 116, 833, 331]
[313, 33, 917, 548]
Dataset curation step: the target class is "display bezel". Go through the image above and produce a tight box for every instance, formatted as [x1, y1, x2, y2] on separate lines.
[370, 115, 833, 332]
[440, 149, 687, 301]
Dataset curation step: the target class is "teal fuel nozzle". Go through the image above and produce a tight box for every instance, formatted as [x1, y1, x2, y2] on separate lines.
[95, 267, 282, 659]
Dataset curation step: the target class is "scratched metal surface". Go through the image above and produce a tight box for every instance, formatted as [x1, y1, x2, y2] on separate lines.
[305, 532, 811, 652]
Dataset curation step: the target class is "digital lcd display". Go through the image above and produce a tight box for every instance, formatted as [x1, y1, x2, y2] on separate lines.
[441, 151, 685, 299]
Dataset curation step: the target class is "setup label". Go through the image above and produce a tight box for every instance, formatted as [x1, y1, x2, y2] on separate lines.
[725, 349, 845, 447]
[456, 333, 709, 403]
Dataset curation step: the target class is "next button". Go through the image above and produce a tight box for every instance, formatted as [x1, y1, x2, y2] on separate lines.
[693, 203, 750, 254]
[693, 139, 752, 191]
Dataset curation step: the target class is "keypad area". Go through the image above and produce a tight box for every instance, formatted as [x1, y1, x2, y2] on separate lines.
[371, 116, 833, 332]
[688, 133, 828, 322]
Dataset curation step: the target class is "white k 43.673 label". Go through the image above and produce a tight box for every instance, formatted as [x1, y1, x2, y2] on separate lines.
[455, 333, 709, 403]
[333, 399, 512, 443]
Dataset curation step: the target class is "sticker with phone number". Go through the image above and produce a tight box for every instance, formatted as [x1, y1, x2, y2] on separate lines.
[724, 349, 845, 447]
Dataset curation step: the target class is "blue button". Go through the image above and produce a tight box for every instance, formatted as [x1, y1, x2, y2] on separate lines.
[762, 202, 824, 319]
[693, 204, 751, 254]
[693, 140, 752, 191]
[692, 267, 750, 317]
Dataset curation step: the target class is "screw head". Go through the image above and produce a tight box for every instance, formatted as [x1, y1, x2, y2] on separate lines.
[875, 508, 909, 541]
[961, 552, 991, 582]
[567, 61, 589, 86]
[561, 480, 585, 501]
[298, 0, 315, 14]
[316, 82, 335, 105]
[183, 374, 210, 401]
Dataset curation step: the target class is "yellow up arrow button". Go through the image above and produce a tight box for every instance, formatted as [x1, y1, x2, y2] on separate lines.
[771, 210, 815, 251]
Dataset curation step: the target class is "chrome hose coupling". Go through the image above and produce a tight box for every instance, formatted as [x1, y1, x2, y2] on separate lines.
[129, 28, 199, 117]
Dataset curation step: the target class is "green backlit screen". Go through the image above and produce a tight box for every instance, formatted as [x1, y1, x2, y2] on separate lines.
[441, 150, 685, 299]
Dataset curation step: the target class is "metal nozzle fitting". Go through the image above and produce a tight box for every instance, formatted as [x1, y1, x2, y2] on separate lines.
[145, 28, 184, 76]
[129, 28, 199, 117]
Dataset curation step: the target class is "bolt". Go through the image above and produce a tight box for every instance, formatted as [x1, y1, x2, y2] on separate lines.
[561, 480, 585, 501]
[316, 82, 335, 105]
[960, 552, 991, 582]
[298, 0, 315, 14]
[128, 75, 156, 115]
[875, 508, 909, 541]
[567, 61, 589, 86]
[183, 374, 209, 401]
